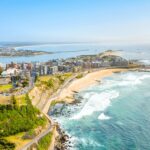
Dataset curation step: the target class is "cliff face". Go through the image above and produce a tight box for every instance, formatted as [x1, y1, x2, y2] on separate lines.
[29, 73, 73, 111]
[29, 86, 52, 111]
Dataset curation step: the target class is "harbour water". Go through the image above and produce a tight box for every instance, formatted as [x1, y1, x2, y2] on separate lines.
[0, 43, 150, 64]
[49, 71, 150, 150]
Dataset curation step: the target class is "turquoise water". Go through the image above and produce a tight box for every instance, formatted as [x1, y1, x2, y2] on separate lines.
[50, 71, 150, 150]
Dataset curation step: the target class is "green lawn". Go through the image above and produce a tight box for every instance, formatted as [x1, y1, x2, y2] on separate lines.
[16, 94, 26, 106]
[0, 84, 13, 92]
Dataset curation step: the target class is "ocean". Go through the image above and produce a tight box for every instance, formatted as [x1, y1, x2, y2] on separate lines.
[49, 71, 150, 150]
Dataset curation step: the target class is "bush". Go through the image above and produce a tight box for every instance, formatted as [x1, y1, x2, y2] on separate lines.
[0, 139, 15, 150]
[76, 74, 83, 79]
[0, 95, 46, 138]
[37, 132, 53, 150]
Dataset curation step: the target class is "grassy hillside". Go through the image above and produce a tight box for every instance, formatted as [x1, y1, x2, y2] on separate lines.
[0, 94, 47, 150]
[36, 73, 72, 90]
[37, 132, 53, 150]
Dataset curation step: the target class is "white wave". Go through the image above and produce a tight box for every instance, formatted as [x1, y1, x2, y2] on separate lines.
[98, 113, 111, 120]
[116, 74, 141, 86]
[119, 74, 150, 86]
[70, 73, 150, 120]
[139, 59, 150, 65]
[101, 73, 150, 89]
[82, 92, 95, 99]
[138, 74, 150, 80]
[71, 90, 119, 120]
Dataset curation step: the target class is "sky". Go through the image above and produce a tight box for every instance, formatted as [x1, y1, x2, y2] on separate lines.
[0, 0, 150, 44]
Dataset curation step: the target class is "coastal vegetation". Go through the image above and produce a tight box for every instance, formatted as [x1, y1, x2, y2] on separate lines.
[29, 72, 73, 111]
[37, 132, 53, 150]
[0, 139, 15, 150]
[0, 94, 47, 149]
[4, 132, 31, 150]
[76, 73, 83, 79]
[15, 94, 27, 106]
[35, 73, 72, 91]
[0, 84, 13, 92]
[38, 73, 72, 82]
[0, 94, 28, 105]
[0, 66, 2, 75]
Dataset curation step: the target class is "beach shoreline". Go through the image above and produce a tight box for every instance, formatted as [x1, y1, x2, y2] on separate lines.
[56, 68, 136, 104]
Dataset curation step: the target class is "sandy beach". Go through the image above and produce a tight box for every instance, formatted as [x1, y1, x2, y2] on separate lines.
[57, 68, 131, 103]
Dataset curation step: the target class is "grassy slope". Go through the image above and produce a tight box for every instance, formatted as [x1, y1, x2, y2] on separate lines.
[0, 95, 47, 150]
[29, 73, 73, 107]
[5, 132, 31, 150]
[37, 132, 53, 150]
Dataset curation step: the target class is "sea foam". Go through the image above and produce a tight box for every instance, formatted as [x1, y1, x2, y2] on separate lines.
[71, 90, 119, 120]
[119, 74, 150, 86]
[98, 113, 111, 120]
[101, 73, 150, 89]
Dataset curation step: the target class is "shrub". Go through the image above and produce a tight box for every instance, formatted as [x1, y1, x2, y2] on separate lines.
[37, 132, 53, 150]
[0, 139, 15, 150]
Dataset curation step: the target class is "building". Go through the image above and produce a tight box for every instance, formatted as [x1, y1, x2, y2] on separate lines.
[91, 61, 102, 68]
[49, 66, 58, 74]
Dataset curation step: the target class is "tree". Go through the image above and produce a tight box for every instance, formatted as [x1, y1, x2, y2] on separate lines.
[22, 79, 29, 87]
[35, 75, 38, 82]
[0, 139, 15, 150]
[11, 95, 17, 109]
[25, 94, 32, 106]
[47, 79, 54, 88]
[0, 66, 3, 75]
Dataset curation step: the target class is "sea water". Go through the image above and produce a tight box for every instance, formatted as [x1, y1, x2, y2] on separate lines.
[49, 71, 150, 150]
